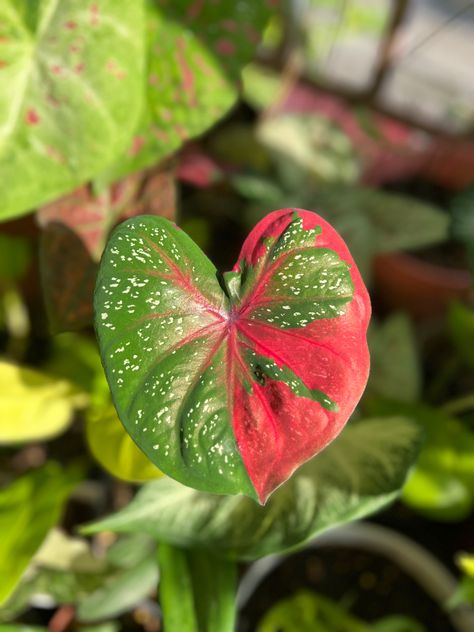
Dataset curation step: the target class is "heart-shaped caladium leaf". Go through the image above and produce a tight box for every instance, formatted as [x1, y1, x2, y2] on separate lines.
[95, 210, 370, 503]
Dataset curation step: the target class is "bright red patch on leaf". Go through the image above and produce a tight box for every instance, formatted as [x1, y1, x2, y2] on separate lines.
[231, 211, 370, 501]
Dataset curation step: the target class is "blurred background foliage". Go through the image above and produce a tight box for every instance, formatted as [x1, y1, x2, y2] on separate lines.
[0, 0, 474, 630]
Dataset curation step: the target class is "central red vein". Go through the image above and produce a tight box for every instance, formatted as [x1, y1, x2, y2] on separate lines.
[228, 325, 279, 442]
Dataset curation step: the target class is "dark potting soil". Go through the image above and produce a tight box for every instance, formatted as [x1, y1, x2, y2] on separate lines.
[238, 545, 457, 632]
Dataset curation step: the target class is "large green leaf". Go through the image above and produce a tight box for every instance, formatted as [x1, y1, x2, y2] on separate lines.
[82, 417, 421, 560]
[312, 186, 449, 277]
[0, 0, 145, 220]
[241, 182, 448, 282]
[159, 544, 237, 632]
[0, 463, 82, 605]
[0, 361, 87, 444]
[103, 0, 274, 179]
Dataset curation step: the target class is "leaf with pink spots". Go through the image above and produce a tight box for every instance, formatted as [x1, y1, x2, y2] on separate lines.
[103, 0, 277, 180]
[0, 0, 145, 220]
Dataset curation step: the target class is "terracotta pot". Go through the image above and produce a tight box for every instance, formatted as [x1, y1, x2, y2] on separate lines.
[373, 252, 472, 320]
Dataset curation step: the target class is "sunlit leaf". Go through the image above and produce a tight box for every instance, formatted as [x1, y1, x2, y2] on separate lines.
[103, 0, 275, 179]
[0, 0, 145, 219]
[33, 528, 105, 574]
[0, 361, 86, 444]
[367, 399, 474, 520]
[0, 463, 82, 606]
[86, 404, 162, 483]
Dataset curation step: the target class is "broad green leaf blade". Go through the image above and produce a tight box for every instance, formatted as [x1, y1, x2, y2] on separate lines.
[82, 417, 421, 560]
[86, 404, 162, 482]
[95, 210, 370, 503]
[103, 0, 274, 179]
[0, 361, 86, 444]
[159, 544, 237, 632]
[309, 185, 449, 259]
[0, 0, 145, 220]
[105, 534, 156, 569]
[0, 463, 82, 605]
[76, 557, 158, 623]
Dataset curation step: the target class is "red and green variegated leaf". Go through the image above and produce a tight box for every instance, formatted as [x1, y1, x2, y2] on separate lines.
[95, 210, 371, 503]
[38, 166, 176, 332]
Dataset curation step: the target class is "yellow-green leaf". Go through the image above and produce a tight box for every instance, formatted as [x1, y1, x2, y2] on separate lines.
[0, 463, 82, 606]
[0, 362, 87, 444]
[86, 405, 162, 483]
[458, 553, 474, 578]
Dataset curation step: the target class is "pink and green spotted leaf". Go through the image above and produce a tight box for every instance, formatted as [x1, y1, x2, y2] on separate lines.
[0, 0, 145, 220]
[103, 0, 278, 181]
[94, 210, 371, 503]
